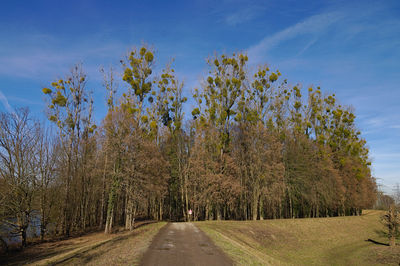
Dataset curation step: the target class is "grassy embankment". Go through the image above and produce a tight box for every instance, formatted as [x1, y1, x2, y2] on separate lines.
[196, 210, 400, 265]
[1, 222, 166, 266]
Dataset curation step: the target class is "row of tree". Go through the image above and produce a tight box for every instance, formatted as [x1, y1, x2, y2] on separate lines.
[0, 46, 376, 248]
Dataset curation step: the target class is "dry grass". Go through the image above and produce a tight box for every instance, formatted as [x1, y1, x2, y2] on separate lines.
[57, 222, 166, 266]
[1, 222, 166, 266]
[196, 210, 400, 265]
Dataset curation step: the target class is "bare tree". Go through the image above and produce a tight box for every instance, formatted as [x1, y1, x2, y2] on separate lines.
[0, 109, 39, 247]
[393, 183, 400, 205]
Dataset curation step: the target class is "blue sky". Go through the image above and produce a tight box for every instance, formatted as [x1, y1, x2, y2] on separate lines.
[0, 0, 399, 193]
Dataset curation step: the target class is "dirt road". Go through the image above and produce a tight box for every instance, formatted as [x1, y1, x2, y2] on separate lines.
[140, 223, 233, 266]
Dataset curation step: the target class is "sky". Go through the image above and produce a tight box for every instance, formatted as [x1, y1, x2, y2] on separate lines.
[0, 0, 399, 193]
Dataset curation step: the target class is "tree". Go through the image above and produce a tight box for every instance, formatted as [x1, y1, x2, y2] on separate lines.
[381, 205, 400, 247]
[119, 45, 157, 230]
[156, 65, 188, 221]
[0, 109, 39, 247]
[191, 53, 248, 220]
[393, 183, 400, 205]
[36, 126, 57, 241]
[0, 46, 378, 248]
[42, 64, 95, 236]
[375, 191, 395, 210]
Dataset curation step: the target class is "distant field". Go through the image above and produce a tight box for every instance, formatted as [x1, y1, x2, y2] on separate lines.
[196, 210, 400, 265]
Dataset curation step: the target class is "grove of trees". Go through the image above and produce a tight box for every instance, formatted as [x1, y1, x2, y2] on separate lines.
[0, 46, 376, 248]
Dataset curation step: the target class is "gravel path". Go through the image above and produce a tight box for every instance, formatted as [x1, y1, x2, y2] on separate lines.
[140, 222, 233, 266]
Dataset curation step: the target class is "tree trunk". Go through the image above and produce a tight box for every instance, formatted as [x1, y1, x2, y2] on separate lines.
[216, 205, 222, 220]
[63, 136, 74, 237]
[104, 206, 114, 234]
[99, 154, 108, 229]
[389, 235, 395, 247]
[105, 184, 116, 234]
[287, 188, 293, 219]
[21, 228, 27, 248]
[205, 200, 209, 221]
[159, 198, 163, 221]
[184, 173, 189, 222]
[252, 188, 259, 220]
[259, 196, 264, 220]
[125, 193, 134, 230]
[40, 194, 46, 241]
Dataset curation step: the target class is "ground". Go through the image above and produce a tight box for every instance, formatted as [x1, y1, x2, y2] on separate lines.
[196, 210, 400, 265]
[140, 222, 232, 266]
[0, 222, 166, 266]
[1, 210, 399, 265]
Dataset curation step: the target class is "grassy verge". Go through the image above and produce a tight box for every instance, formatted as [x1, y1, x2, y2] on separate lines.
[2, 222, 166, 266]
[196, 210, 400, 265]
[54, 222, 167, 266]
[199, 224, 280, 265]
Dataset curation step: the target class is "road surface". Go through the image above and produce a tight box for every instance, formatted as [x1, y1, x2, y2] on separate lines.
[140, 222, 233, 266]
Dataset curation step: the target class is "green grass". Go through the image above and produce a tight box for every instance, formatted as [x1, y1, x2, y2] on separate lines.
[196, 210, 400, 265]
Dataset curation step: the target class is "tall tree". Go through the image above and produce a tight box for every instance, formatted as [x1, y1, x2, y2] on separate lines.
[42, 64, 95, 236]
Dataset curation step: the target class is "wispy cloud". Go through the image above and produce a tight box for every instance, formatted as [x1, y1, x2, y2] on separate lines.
[0, 90, 14, 114]
[247, 11, 344, 63]
[7, 95, 42, 106]
[364, 117, 386, 128]
[225, 5, 265, 26]
[357, 112, 400, 135]
[0, 32, 128, 80]
[296, 37, 318, 56]
[0, 52, 77, 79]
[372, 154, 400, 161]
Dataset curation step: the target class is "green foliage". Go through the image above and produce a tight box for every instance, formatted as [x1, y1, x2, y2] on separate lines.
[192, 108, 200, 118]
[42, 64, 94, 138]
[49, 115, 57, 122]
[122, 46, 155, 102]
[52, 91, 67, 107]
[194, 52, 249, 152]
[141, 115, 149, 123]
[269, 72, 278, 82]
[42, 88, 52, 94]
[156, 65, 185, 133]
[150, 120, 157, 129]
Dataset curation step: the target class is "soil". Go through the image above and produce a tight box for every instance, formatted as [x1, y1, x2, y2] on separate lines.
[140, 222, 233, 266]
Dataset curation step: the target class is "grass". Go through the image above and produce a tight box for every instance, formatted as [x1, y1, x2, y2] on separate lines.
[1, 222, 166, 266]
[196, 210, 400, 265]
[3, 211, 399, 265]
[56, 222, 167, 266]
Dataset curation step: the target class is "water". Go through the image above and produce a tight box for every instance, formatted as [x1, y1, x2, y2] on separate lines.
[0, 211, 42, 246]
